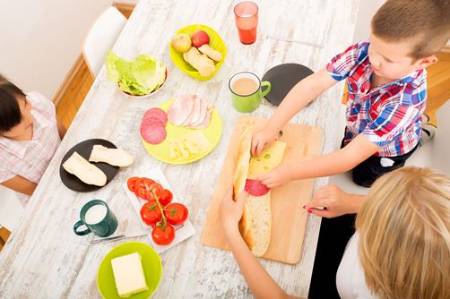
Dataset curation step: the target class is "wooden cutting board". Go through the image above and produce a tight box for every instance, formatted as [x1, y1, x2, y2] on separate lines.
[201, 116, 323, 264]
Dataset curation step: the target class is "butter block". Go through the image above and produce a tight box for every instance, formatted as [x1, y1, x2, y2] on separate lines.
[111, 252, 148, 297]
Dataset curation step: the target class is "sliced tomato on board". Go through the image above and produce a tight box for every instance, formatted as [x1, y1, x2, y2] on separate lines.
[244, 179, 270, 196]
[140, 200, 162, 225]
[127, 177, 141, 193]
[164, 203, 188, 225]
[151, 223, 175, 245]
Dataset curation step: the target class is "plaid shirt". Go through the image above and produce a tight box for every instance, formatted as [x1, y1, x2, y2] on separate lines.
[327, 41, 426, 157]
[0, 92, 61, 184]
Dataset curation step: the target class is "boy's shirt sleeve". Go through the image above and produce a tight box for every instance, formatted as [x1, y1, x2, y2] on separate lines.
[326, 41, 368, 81]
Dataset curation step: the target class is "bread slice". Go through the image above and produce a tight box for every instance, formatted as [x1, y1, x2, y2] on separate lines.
[89, 145, 134, 167]
[63, 152, 107, 186]
[239, 193, 272, 256]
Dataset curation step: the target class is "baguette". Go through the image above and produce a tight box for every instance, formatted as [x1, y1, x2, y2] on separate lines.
[234, 136, 286, 257]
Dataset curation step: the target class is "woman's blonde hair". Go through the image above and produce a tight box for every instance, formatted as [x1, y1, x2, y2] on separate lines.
[356, 167, 450, 299]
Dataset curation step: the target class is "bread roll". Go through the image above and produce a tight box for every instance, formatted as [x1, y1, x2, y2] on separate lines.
[63, 152, 107, 186]
[89, 145, 134, 167]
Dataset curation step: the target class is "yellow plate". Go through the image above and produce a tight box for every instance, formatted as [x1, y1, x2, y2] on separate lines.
[142, 99, 222, 164]
[169, 24, 227, 81]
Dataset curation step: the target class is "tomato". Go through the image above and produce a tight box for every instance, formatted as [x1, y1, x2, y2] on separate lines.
[127, 177, 141, 193]
[158, 189, 173, 206]
[136, 184, 150, 200]
[140, 200, 162, 225]
[151, 223, 175, 245]
[164, 203, 188, 225]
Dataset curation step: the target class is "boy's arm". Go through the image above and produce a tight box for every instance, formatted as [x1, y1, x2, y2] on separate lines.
[252, 69, 338, 156]
[259, 135, 379, 187]
[265, 69, 338, 132]
[1, 176, 37, 196]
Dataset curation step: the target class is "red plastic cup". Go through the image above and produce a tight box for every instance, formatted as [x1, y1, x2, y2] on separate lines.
[234, 1, 258, 45]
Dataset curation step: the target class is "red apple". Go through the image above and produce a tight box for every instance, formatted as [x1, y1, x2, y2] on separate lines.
[191, 30, 210, 48]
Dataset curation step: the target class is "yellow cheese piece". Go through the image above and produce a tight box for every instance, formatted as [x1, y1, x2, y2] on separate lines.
[248, 141, 286, 178]
[111, 252, 148, 298]
[183, 131, 211, 154]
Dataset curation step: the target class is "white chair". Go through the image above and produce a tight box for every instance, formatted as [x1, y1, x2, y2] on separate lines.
[83, 7, 127, 76]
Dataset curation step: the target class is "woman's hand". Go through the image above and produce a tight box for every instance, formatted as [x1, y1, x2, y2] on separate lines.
[304, 184, 364, 218]
[220, 188, 247, 238]
[251, 126, 280, 156]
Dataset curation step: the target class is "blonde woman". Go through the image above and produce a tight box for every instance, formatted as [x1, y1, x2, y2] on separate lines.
[221, 167, 450, 299]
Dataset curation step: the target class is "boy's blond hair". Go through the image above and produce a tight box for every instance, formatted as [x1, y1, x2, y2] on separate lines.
[372, 0, 450, 59]
[356, 167, 450, 299]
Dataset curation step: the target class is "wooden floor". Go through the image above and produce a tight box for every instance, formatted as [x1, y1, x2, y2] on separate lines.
[426, 51, 450, 126]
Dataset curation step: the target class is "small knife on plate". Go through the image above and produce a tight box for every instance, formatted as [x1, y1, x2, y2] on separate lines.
[91, 233, 147, 245]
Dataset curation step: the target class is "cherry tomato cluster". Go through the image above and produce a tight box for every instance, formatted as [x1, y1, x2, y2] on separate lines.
[127, 177, 189, 245]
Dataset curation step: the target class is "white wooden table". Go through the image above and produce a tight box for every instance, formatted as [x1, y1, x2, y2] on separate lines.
[0, 0, 359, 297]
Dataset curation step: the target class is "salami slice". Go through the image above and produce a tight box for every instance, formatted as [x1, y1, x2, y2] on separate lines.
[143, 107, 168, 125]
[140, 123, 167, 144]
[244, 179, 270, 196]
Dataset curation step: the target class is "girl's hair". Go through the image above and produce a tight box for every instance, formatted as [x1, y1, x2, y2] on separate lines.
[356, 167, 450, 299]
[0, 74, 26, 133]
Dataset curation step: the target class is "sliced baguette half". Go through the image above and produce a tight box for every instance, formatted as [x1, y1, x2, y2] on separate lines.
[89, 145, 134, 167]
[63, 152, 107, 186]
[240, 193, 272, 256]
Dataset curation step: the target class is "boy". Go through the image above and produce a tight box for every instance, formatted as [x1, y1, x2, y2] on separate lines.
[250, 0, 450, 298]
[0, 75, 65, 197]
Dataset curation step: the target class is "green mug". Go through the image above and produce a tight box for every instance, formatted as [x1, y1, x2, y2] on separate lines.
[73, 199, 118, 237]
[229, 71, 271, 113]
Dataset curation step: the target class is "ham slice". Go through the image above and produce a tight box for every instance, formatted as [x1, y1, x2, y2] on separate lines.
[168, 94, 213, 129]
[168, 95, 195, 126]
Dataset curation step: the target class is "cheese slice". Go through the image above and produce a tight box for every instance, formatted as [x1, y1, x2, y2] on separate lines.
[89, 145, 134, 167]
[248, 141, 287, 179]
[183, 131, 211, 154]
[111, 252, 148, 298]
[62, 152, 107, 186]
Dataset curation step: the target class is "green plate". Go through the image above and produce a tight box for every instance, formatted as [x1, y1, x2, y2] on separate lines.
[97, 242, 163, 299]
[169, 24, 227, 81]
[141, 99, 222, 165]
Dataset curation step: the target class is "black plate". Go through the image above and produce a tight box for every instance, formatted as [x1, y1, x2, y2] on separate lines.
[262, 63, 314, 106]
[59, 139, 119, 192]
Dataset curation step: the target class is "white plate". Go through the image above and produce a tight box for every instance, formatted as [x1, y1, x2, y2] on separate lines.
[123, 167, 195, 254]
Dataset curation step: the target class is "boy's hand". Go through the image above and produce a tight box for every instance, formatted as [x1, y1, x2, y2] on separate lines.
[251, 126, 279, 156]
[258, 164, 292, 188]
[220, 188, 247, 237]
[304, 185, 361, 218]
